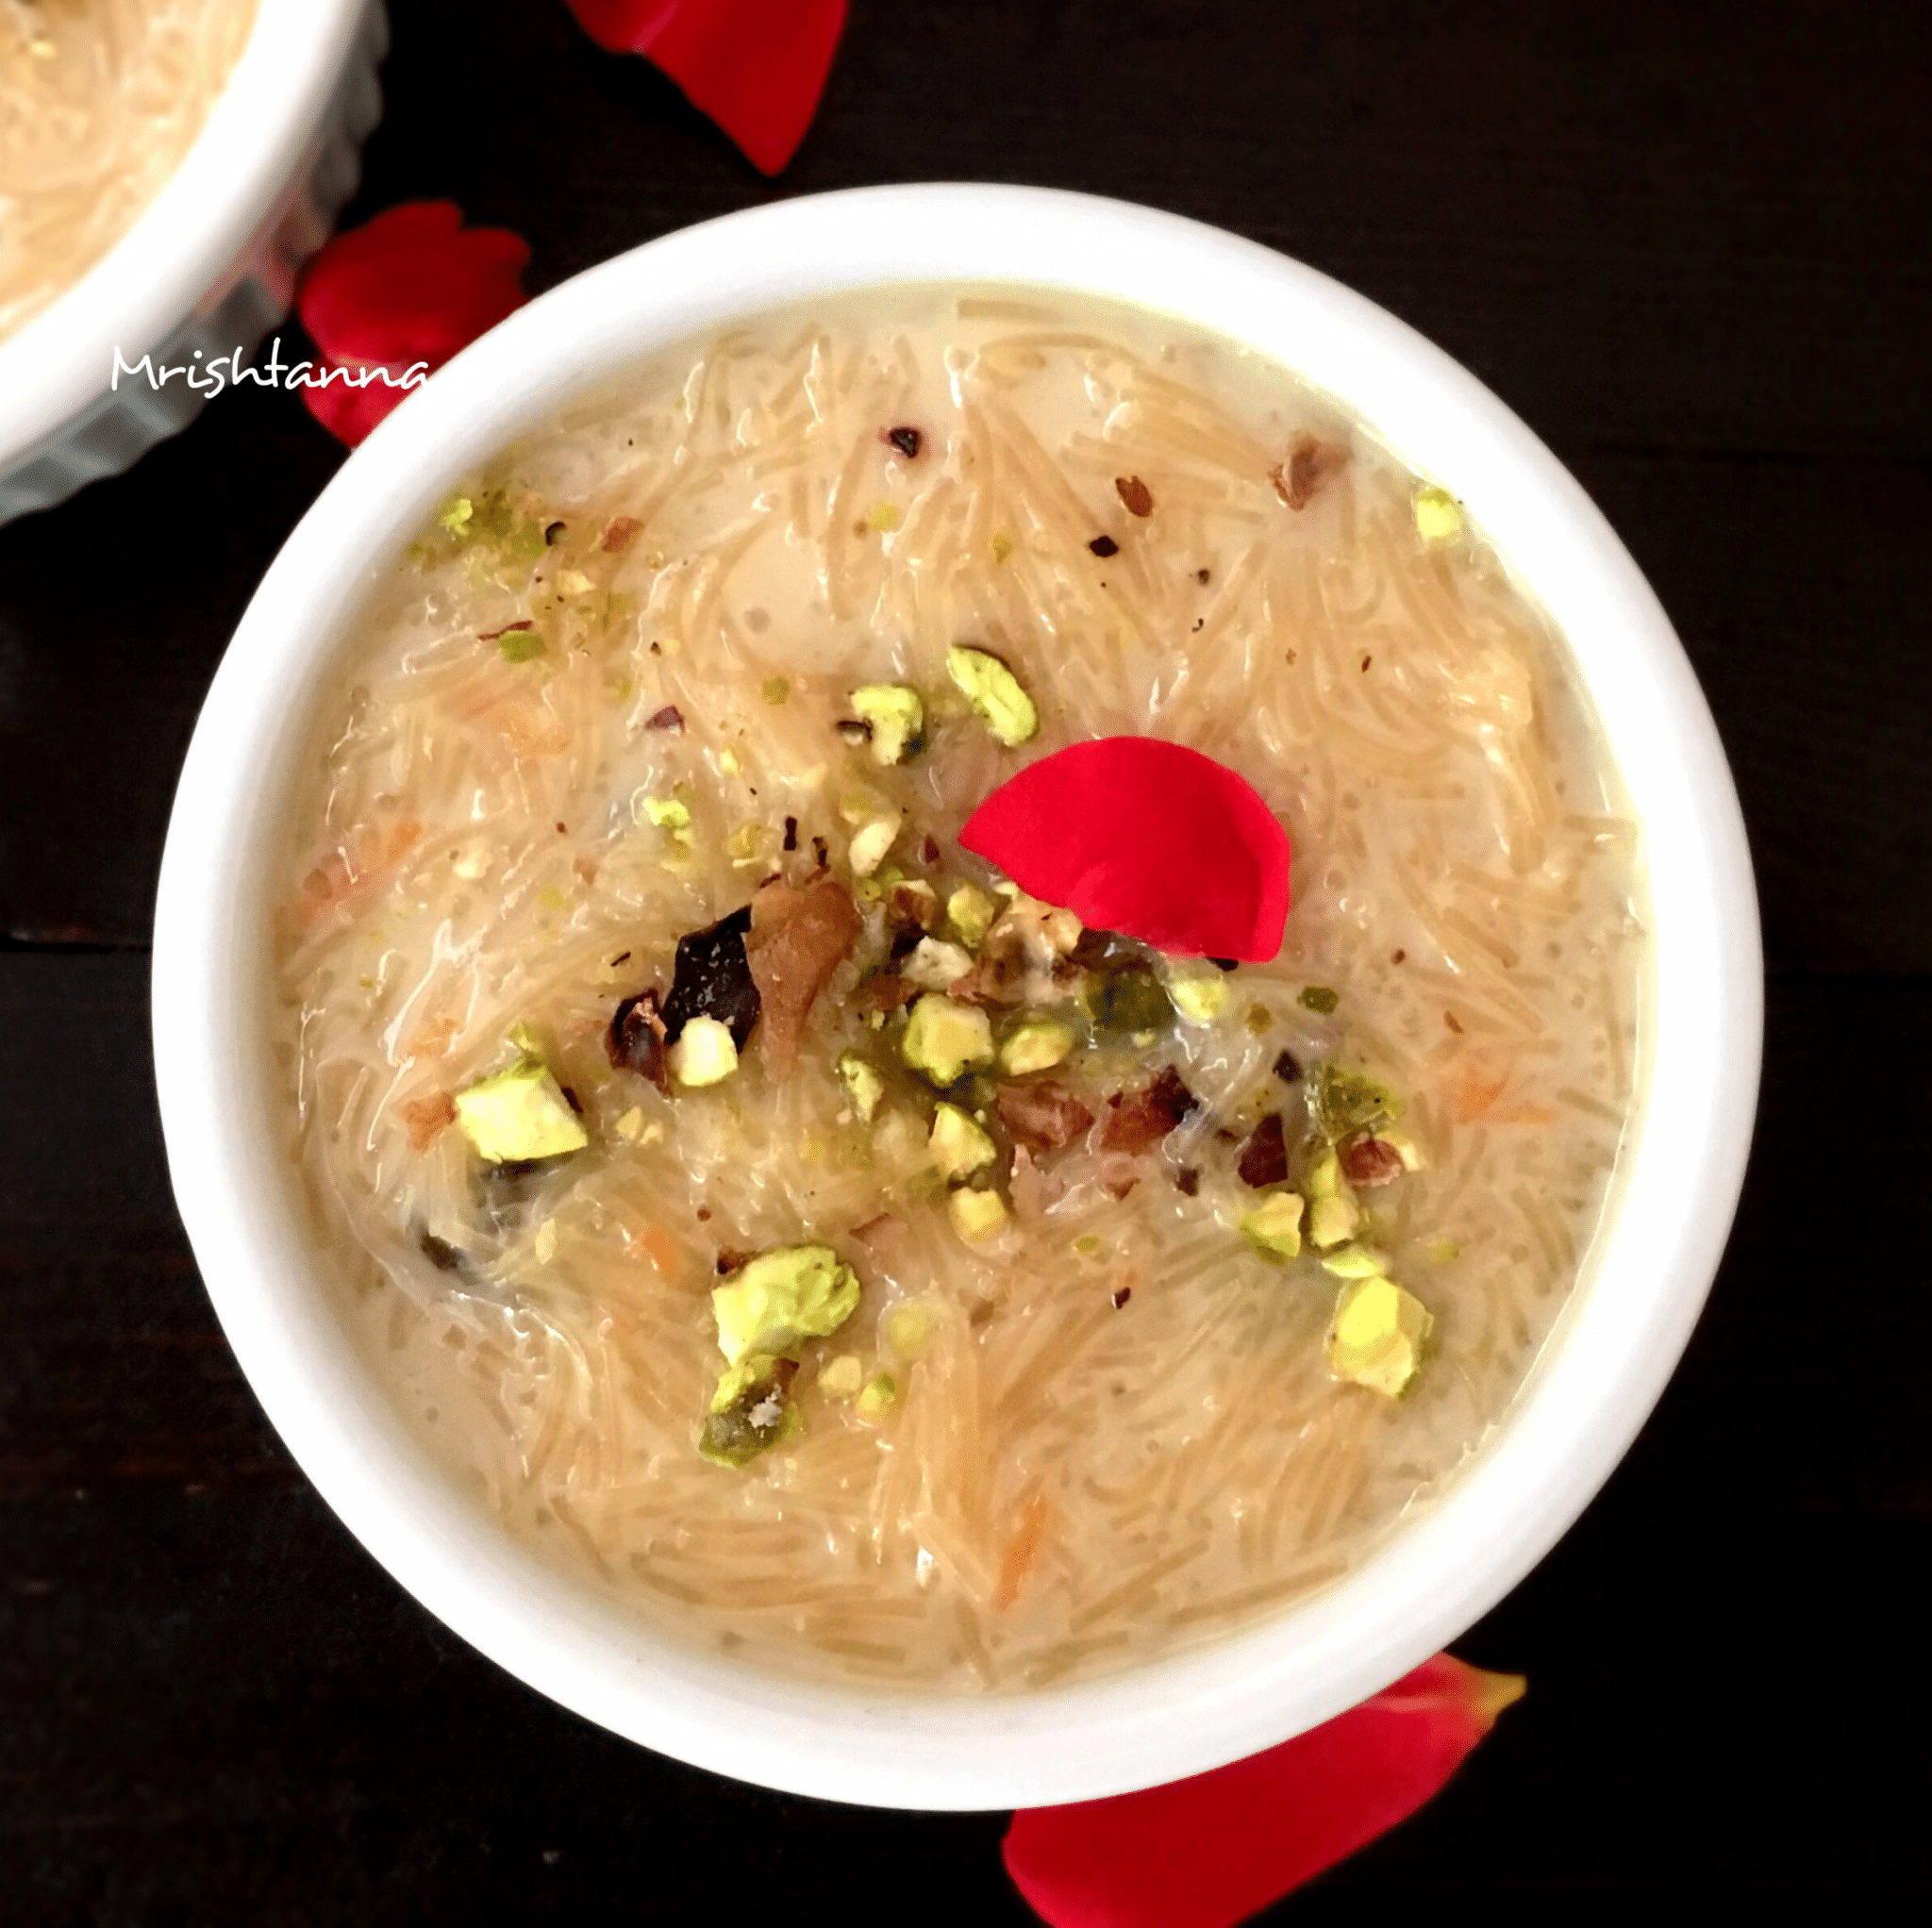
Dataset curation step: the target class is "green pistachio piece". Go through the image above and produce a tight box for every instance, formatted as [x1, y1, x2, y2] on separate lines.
[946, 645, 1038, 746]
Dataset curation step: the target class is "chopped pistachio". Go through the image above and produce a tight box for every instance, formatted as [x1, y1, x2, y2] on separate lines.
[1298, 985, 1340, 1014]
[991, 532, 1013, 564]
[837, 1051, 886, 1124]
[904, 937, 975, 992]
[711, 1246, 861, 1367]
[1244, 1002, 1274, 1035]
[884, 1302, 937, 1362]
[1168, 972, 1228, 1026]
[1414, 486, 1464, 545]
[856, 1372, 899, 1420]
[1424, 1236, 1462, 1265]
[867, 501, 901, 533]
[1307, 1191, 1362, 1249]
[716, 746, 741, 777]
[761, 675, 791, 706]
[1089, 966, 1174, 1035]
[726, 823, 768, 866]
[1311, 1065, 1400, 1140]
[998, 1017, 1077, 1076]
[946, 645, 1039, 746]
[947, 1187, 1008, 1242]
[498, 627, 545, 664]
[1320, 1242, 1392, 1278]
[699, 1355, 805, 1467]
[848, 814, 900, 877]
[453, 1051, 589, 1164]
[1240, 1190, 1306, 1262]
[1303, 1142, 1342, 1199]
[614, 1105, 644, 1141]
[849, 684, 925, 765]
[818, 1354, 864, 1399]
[1374, 1126, 1425, 1172]
[669, 1015, 739, 1088]
[929, 1102, 997, 1181]
[438, 495, 475, 537]
[1074, 1234, 1103, 1257]
[947, 882, 1000, 950]
[901, 993, 994, 1087]
[1327, 1275, 1433, 1396]
[641, 794, 691, 832]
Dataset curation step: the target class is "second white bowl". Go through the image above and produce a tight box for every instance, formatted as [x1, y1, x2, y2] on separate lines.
[0, 0, 386, 524]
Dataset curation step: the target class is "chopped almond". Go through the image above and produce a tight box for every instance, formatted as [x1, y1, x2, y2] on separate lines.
[1097, 1066, 1197, 1155]
[743, 874, 862, 1075]
[1340, 1133, 1406, 1188]
[1270, 432, 1350, 510]
[998, 1079, 1095, 1154]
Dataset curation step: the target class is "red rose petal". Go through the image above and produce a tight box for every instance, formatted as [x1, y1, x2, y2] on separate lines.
[1004, 1654, 1525, 1928]
[960, 738, 1292, 961]
[562, 0, 848, 175]
[295, 202, 530, 445]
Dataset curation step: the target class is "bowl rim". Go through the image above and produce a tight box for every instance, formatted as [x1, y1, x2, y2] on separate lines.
[151, 182, 1762, 1811]
[0, 0, 374, 469]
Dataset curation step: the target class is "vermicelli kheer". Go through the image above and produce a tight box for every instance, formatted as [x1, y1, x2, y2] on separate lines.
[273, 285, 1647, 1691]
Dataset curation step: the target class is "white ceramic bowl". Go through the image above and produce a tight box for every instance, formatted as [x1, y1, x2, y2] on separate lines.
[152, 185, 1761, 1811]
[0, 0, 385, 524]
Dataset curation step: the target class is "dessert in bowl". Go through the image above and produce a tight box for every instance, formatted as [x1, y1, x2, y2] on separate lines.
[153, 185, 1760, 1808]
[0, 0, 384, 523]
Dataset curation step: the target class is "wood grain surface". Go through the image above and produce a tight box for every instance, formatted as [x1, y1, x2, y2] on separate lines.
[2, 1, 1926, 1918]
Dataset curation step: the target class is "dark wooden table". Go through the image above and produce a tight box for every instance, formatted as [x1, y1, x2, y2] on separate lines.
[3, 2, 1926, 1918]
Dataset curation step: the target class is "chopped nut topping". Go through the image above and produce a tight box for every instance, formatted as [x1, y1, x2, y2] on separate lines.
[1097, 1066, 1197, 1155]
[608, 989, 670, 1090]
[1340, 1133, 1407, 1188]
[743, 875, 862, 1076]
[1270, 432, 1351, 510]
[1236, 1112, 1290, 1188]
[997, 1079, 1095, 1154]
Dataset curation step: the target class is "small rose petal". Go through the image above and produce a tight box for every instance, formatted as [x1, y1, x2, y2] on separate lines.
[295, 202, 530, 444]
[960, 738, 1291, 961]
[1005, 1654, 1524, 1928]
[561, 0, 847, 175]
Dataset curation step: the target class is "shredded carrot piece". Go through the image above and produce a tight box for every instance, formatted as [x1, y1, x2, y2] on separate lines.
[1453, 1067, 1508, 1122]
[500, 706, 571, 758]
[294, 816, 424, 926]
[400, 1091, 455, 1151]
[993, 1490, 1051, 1610]
[405, 1016, 459, 1062]
[640, 1222, 681, 1283]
